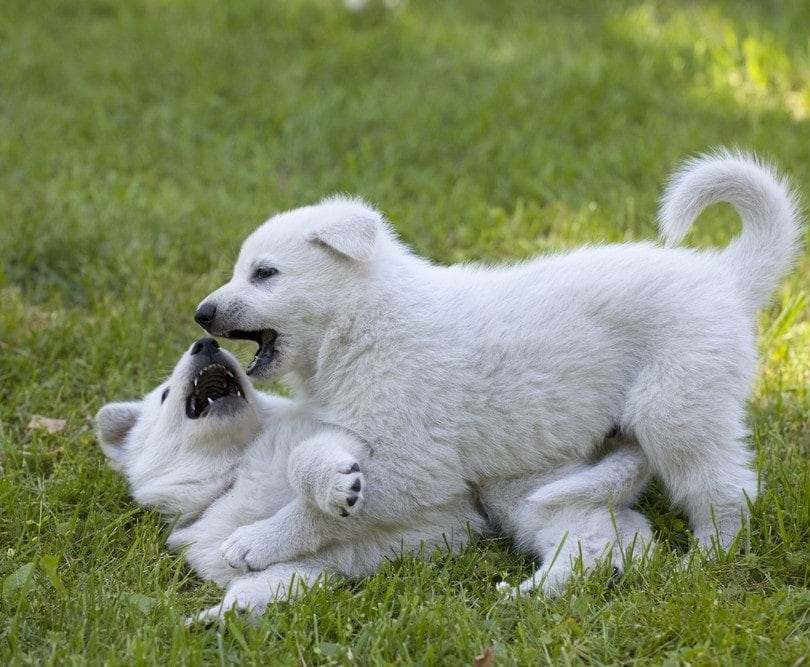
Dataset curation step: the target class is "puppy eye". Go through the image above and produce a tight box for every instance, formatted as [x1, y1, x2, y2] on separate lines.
[160, 387, 170, 404]
[254, 266, 278, 281]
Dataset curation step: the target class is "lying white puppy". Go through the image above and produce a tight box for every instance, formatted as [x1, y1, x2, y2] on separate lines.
[195, 151, 801, 592]
[98, 338, 652, 617]
[96, 337, 487, 620]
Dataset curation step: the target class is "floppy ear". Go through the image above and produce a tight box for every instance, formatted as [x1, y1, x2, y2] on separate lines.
[96, 402, 141, 470]
[306, 204, 379, 262]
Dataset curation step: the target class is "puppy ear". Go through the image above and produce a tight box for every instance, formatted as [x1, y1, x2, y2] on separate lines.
[96, 402, 141, 470]
[306, 200, 379, 262]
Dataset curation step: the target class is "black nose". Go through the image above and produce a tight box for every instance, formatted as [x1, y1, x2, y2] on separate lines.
[195, 303, 216, 329]
[190, 337, 220, 356]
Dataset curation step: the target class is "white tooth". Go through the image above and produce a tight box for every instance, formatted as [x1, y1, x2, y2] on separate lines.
[225, 370, 234, 378]
[207, 397, 214, 405]
[194, 378, 198, 386]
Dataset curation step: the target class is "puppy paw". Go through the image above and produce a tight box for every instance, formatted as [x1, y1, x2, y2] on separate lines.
[324, 461, 364, 518]
[219, 524, 278, 572]
[188, 590, 266, 626]
[493, 567, 570, 598]
[516, 562, 573, 597]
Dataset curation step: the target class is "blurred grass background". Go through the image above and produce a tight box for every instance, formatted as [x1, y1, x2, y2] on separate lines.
[1, 1, 808, 664]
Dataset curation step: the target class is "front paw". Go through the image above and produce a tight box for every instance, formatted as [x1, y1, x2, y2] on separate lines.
[220, 524, 277, 572]
[188, 586, 267, 626]
[323, 461, 364, 518]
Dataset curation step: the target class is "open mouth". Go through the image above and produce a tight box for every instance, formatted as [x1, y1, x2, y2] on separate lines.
[224, 329, 278, 376]
[186, 362, 246, 419]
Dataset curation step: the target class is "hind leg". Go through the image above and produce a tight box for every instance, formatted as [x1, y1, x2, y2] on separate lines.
[190, 559, 328, 624]
[624, 366, 757, 555]
[664, 442, 756, 555]
[511, 504, 653, 596]
[482, 443, 654, 596]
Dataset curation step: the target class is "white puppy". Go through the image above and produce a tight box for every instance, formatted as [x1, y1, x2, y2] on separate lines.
[195, 151, 801, 589]
[96, 337, 487, 620]
[97, 338, 648, 616]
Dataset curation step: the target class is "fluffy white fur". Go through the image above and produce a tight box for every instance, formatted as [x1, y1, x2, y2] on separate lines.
[195, 151, 801, 591]
[97, 338, 487, 621]
[98, 341, 653, 619]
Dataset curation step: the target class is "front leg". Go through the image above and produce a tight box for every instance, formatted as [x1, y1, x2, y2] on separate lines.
[287, 431, 366, 519]
[191, 559, 328, 624]
[220, 496, 350, 571]
[220, 430, 369, 572]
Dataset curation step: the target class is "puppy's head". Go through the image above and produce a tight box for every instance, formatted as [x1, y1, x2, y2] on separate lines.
[194, 196, 383, 381]
[96, 338, 262, 509]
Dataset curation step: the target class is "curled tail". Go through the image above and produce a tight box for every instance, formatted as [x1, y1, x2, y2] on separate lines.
[658, 149, 803, 311]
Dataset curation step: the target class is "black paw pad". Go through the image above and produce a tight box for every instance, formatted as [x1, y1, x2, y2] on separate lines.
[350, 478, 362, 492]
[347, 494, 359, 507]
[349, 462, 360, 473]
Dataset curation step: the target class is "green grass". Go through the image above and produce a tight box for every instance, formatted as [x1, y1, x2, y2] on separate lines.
[1, 0, 808, 664]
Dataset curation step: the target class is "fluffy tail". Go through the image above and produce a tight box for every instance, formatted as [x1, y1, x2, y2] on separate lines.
[658, 149, 803, 311]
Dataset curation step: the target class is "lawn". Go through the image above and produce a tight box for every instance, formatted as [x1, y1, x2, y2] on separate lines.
[1, 0, 808, 664]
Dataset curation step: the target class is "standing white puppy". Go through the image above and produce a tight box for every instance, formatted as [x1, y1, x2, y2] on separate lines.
[195, 151, 802, 581]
